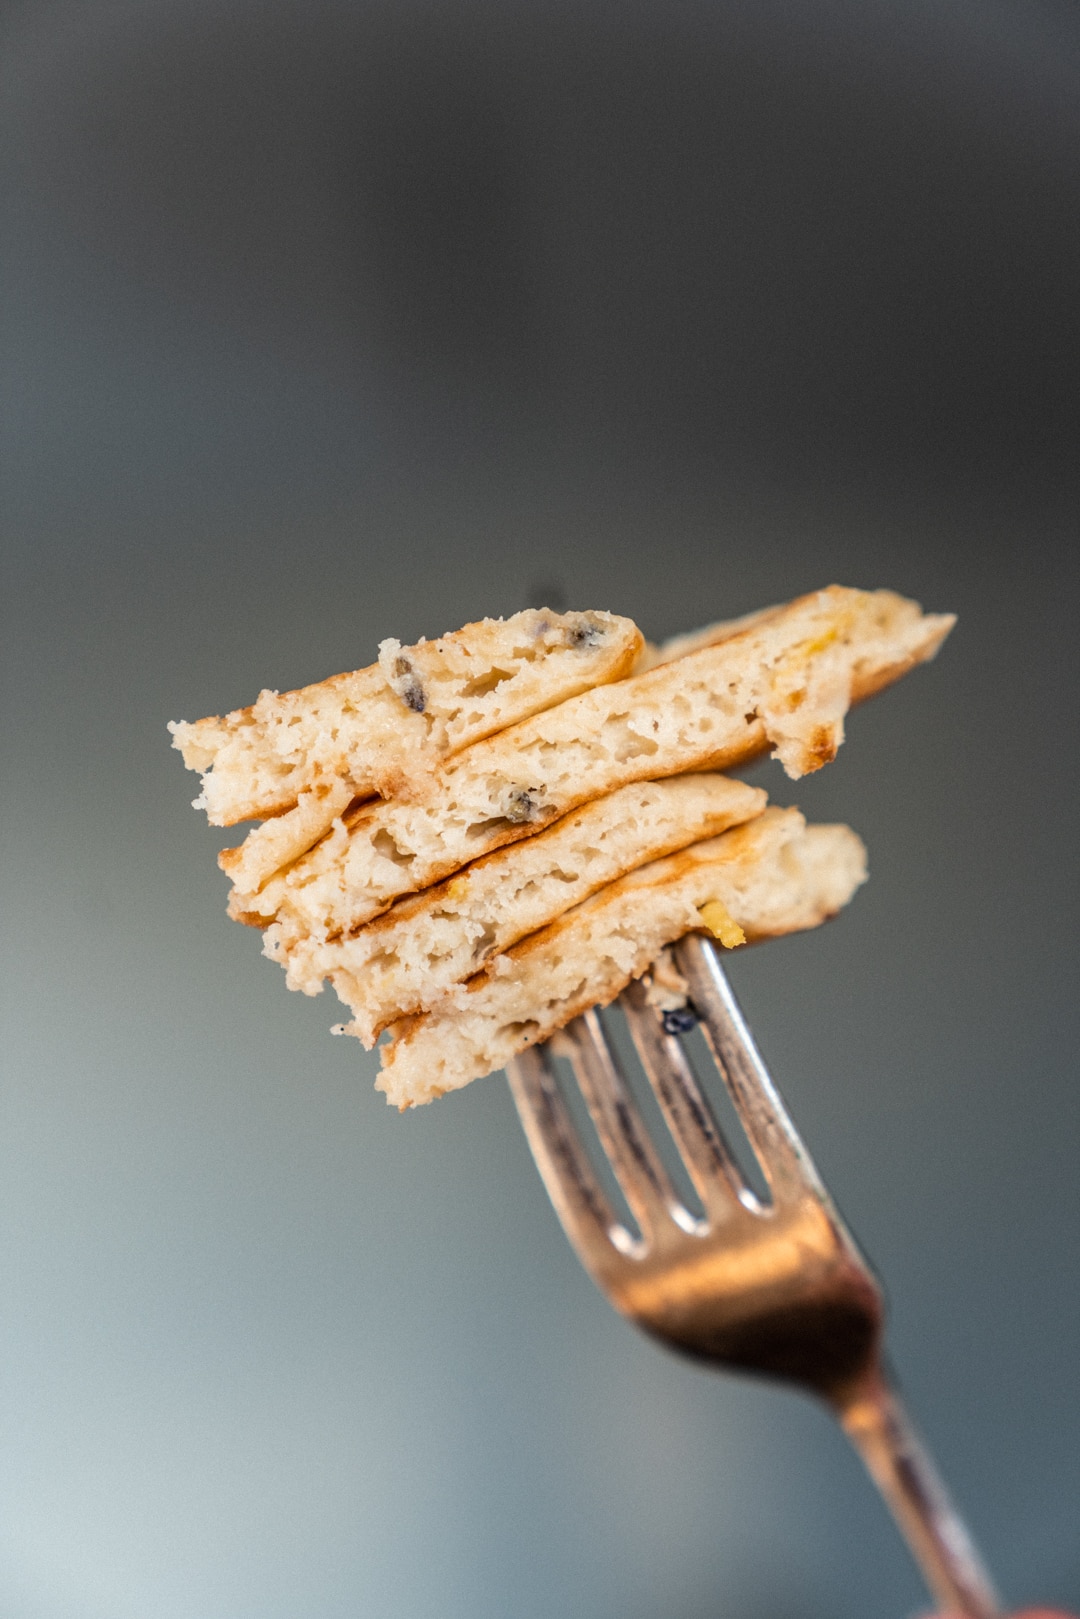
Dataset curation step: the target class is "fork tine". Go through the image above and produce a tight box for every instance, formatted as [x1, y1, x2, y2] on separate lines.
[560, 1010, 698, 1242]
[620, 978, 758, 1217]
[673, 935, 828, 1200]
[505, 1045, 635, 1262]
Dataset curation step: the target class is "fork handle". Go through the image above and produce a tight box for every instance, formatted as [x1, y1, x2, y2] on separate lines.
[837, 1370, 1003, 1617]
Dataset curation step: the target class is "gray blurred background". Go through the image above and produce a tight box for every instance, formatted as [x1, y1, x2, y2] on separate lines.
[2, 1, 1079, 1615]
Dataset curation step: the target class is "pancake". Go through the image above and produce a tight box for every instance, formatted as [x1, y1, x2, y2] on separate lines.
[236, 587, 948, 941]
[169, 608, 643, 889]
[271, 774, 766, 1045]
[373, 808, 867, 1108]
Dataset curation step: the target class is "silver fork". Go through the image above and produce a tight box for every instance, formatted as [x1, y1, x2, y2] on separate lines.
[506, 934, 1002, 1617]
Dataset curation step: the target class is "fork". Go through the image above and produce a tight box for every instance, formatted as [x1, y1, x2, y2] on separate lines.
[506, 933, 1002, 1617]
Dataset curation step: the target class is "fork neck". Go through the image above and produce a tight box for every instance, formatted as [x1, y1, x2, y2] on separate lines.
[834, 1368, 1002, 1619]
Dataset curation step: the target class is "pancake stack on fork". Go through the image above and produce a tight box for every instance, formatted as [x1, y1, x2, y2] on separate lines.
[171, 588, 954, 1107]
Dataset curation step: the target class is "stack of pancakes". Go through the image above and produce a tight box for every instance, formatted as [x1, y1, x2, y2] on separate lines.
[171, 589, 954, 1107]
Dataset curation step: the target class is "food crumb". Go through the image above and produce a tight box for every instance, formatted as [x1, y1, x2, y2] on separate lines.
[698, 900, 746, 948]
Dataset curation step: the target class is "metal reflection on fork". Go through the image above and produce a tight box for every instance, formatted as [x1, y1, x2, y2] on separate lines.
[506, 934, 1002, 1618]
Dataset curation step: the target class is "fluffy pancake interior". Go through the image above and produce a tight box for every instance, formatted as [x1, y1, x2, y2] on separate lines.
[270, 773, 766, 1045]
[170, 607, 643, 830]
